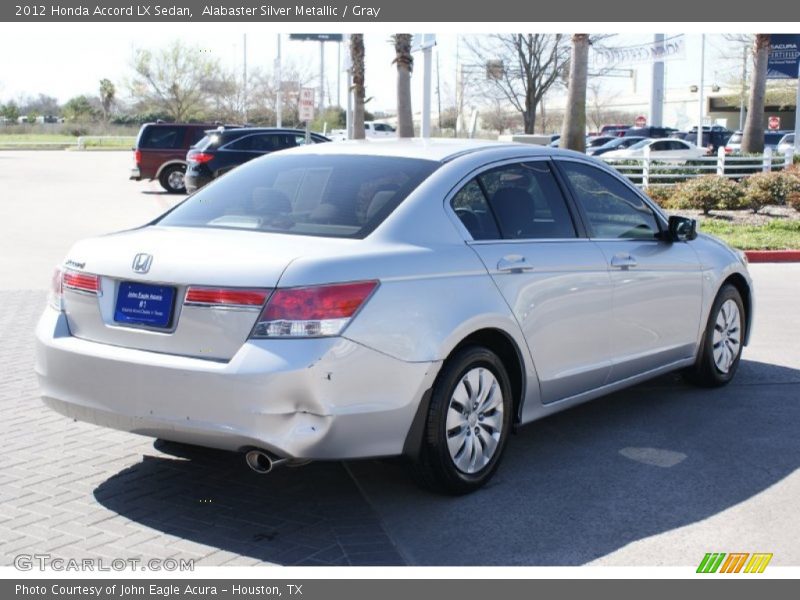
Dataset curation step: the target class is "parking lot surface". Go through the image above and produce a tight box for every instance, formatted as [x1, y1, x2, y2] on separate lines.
[1, 151, 799, 566]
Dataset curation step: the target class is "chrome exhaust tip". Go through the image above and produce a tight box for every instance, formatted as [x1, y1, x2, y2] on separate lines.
[244, 449, 289, 474]
[245, 450, 274, 474]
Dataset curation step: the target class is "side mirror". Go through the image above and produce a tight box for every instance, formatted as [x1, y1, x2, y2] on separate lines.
[668, 215, 698, 242]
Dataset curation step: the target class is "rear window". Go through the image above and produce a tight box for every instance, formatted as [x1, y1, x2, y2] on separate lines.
[727, 133, 743, 144]
[156, 154, 439, 238]
[137, 125, 185, 149]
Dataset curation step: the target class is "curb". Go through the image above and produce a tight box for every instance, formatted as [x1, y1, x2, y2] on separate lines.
[744, 250, 800, 263]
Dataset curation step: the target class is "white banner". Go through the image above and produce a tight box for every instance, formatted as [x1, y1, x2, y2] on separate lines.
[592, 35, 686, 67]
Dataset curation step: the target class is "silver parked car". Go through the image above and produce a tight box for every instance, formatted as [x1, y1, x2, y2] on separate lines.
[36, 140, 753, 494]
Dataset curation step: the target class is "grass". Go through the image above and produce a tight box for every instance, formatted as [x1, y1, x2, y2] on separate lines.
[0, 133, 134, 149]
[699, 219, 800, 250]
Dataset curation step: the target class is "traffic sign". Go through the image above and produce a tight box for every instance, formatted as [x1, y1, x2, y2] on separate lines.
[635, 115, 647, 128]
[299, 88, 315, 122]
[768, 116, 781, 130]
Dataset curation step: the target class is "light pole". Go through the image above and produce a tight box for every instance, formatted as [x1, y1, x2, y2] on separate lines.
[275, 34, 282, 128]
[697, 34, 706, 147]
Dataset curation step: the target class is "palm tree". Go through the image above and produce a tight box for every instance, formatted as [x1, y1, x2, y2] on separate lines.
[393, 34, 414, 138]
[350, 34, 366, 140]
[99, 78, 116, 123]
[560, 34, 590, 152]
[741, 34, 770, 154]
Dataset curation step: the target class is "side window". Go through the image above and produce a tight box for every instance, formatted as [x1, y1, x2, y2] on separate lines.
[479, 162, 576, 239]
[294, 134, 322, 146]
[450, 180, 501, 240]
[140, 126, 183, 149]
[559, 162, 660, 240]
[650, 141, 669, 151]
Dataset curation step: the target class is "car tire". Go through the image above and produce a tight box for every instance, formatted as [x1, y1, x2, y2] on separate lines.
[411, 345, 513, 495]
[684, 284, 745, 388]
[159, 164, 186, 194]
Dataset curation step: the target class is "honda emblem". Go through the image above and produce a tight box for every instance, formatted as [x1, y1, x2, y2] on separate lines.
[131, 253, 153, 274]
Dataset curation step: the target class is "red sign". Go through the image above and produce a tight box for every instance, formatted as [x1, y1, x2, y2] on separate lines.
[768, 115, 781, 130]
[634, 115, 647, 128]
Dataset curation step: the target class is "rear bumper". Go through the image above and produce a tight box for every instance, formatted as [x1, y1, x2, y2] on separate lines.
[35, 307, 439, 459]
[184, 172, 212, 194]
[129, 167, 141, 180]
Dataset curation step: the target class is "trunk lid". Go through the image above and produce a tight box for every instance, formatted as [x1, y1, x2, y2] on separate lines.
[61, 226, 355, 360]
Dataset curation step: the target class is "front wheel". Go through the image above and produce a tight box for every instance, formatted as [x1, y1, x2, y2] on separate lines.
[159, 164, 186, 194]
[411, 345, 513, 495]
[684, 284, 745, 387]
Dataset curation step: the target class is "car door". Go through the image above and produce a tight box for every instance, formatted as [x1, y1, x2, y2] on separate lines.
[452, 160, 614, 403]
[556, 160, 703, 382]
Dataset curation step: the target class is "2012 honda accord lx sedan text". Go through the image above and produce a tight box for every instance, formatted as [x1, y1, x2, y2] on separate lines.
[35, 140, 754, 494]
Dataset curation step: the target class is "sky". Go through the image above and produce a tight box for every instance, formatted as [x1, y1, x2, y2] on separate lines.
[0, 24, 749, 115]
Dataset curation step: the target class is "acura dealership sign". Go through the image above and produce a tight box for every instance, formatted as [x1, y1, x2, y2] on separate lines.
[767, 34, 800, 79]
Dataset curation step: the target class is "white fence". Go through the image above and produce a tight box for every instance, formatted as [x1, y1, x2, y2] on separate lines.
[601, 147, 796, 188]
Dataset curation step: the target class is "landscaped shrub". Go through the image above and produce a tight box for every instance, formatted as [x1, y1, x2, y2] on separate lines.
[643, 186, 677, 209]
[740, 171, 800, 213]
[670, 176, 745, 215]
[788, 192, 800, 212]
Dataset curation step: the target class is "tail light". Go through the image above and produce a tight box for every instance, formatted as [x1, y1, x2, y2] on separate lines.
[134, 149, 141, 165]
[188, 152, 214, 164]
[185, 287, 269, 307]
[48, 267, 63, 310]
[62, 269, 100, 295]
[251, 281, 379, 338]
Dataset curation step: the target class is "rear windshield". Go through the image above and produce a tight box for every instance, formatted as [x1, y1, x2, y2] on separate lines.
[156, 154, 440, 238]
[727, 134, 743, 144]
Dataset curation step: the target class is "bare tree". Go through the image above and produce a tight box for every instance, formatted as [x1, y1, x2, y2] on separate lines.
[481, 102, 515, 135]
[560, 34, 590, 151]
[464, 34, 569, 134]
[393, 34, 414, 138]
[741, 34, 770, 154]
[130, 41, 218, 122]
[350, 34, 366, 139]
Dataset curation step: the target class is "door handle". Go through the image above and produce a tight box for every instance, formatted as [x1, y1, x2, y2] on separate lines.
[497, 255, 534, 272]
[610, 253, 638, 268]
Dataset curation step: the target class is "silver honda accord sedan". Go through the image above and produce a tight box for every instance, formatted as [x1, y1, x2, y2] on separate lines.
[36, 139, 753, 494]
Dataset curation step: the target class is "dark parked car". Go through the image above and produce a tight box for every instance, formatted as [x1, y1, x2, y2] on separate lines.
[599, 124, 631, 137]
[588, 136, 648, 156]
[672, 126, 733, 152]
[185, 127, 330, 193]
[131, 122, 230, 194]
[624, 126, 678, 139]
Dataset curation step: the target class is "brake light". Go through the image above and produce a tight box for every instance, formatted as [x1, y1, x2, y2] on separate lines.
[185, 287, 269, 307]
[188, 152, 213, 164]
[48, 267, 63, 310]
[63, 270, 100, 295]
[251, 281, 379, 338]
[134, 149, 141, 165]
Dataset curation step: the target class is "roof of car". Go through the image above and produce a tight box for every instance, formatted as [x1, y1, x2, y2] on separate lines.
[286, 138, 581, 162]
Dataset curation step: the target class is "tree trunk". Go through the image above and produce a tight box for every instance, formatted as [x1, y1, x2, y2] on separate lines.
[560, 34, 590, 152]
[394, 34, 414, 138]
[350, 34, 366, 140]
[741, 34, 770, 154]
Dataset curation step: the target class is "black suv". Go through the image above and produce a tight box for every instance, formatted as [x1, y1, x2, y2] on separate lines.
[185, 127, 330, 193]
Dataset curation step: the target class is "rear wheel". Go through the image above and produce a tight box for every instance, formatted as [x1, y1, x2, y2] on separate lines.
[684, 284, 745, 387]
[412, 345, 513, 494]
[159, 164, 186, 194]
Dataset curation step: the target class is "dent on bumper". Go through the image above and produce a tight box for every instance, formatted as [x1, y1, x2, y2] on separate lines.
[35, 308, 440, 459]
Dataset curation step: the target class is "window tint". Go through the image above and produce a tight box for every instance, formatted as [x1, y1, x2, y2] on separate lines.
[478, 162, 576, 239]
[139, 126, 184, 149]
[157, 155, 438, 238]
[650, 141, 669, 151]
[227, 134, 293, 152]
[450, 180, 500, 240]
[189, 127, 208, 144]
[559, 162, 660, 240]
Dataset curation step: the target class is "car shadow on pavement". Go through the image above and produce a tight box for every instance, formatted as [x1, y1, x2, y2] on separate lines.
[92, 443, 404, 566]
[93, 359, 800, 566]
[346, 359, 800, 565]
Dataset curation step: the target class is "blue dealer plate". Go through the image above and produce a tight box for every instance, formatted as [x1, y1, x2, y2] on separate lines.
[114, 282, 176, 328]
